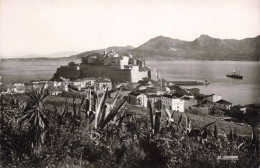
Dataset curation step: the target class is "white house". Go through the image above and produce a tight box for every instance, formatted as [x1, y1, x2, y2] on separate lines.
[172, 97, 185, 112]
[54, 78, 70, 87]
[73, 79, 86, 89]
[54, 81, 62, 87]
[215, 99, 233, 110]
[96, 79, 112, 91]
[13, 83, 25, 87]
[12, 83, 25, 93]
[82, 78, 96, 87]
[61, 79, 70, 86]
[161, 94, 185, 112]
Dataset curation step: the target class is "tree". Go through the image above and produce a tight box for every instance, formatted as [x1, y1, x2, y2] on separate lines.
[18, 86, 50, 156]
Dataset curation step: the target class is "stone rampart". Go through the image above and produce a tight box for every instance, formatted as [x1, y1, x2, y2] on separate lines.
[54, 64, 149, 83]
[55, 66, 80, 79]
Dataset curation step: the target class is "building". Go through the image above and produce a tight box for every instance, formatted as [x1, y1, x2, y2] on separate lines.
[53, 81, 62, 87]
[119, 56, 130, 69]
[50, 87, 62, 96]
[206, 94, 222, 103]
[11, 83, 25, 93]
[82, 78, 96, 87]
[161, 93, 185, 112]
[57, 85, 69, 92]
[53, 77, 71, 87]
[13, 83, 25, 88]
[147, 94, 161, 109]
[215, 99, 233, 110]
[32, 80, 49, 88]
[136, 58, 145, 70]
[128, 91, 148, 107]
[72, 78, 95, 90]
[161, 93, 198, 112]
[73, 79, 86, 90]
[183, 96, 198, 110]
[96, 79, 112, 91]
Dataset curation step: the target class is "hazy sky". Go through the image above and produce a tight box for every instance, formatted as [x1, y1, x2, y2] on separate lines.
[0, 0, 260, 58]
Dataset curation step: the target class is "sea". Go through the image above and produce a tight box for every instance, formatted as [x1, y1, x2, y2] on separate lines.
[146, 60, 260, 105]
[0, 60, 259, 105]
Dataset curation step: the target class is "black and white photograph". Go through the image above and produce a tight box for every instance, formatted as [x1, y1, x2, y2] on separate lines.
[0, 0, 259, 167]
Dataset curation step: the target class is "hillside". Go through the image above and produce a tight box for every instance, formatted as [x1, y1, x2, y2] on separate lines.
[1, 51, 79, 61]
[130, 35, 260, 61]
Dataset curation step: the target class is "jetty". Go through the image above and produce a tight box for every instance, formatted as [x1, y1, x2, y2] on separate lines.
[168, 80, 209, 86]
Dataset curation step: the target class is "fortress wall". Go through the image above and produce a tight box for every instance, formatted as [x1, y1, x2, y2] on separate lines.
[80, 65, 110, 77]
[80, 65, 132, 82]
[55, 64, 147, 83]
[108, 69, 132, 82]
[56, 66, 80, 79]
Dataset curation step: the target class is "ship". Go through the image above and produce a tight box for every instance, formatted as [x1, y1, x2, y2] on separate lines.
[226, 70, 243, 79]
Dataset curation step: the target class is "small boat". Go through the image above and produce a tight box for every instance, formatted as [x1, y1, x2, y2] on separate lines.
[226, 70, 243, 79]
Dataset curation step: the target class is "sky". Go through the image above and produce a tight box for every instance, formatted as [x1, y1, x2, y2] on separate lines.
[0, 0, 260, 58]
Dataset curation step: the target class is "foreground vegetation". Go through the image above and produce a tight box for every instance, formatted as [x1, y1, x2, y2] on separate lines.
[0, 86, 259, 167]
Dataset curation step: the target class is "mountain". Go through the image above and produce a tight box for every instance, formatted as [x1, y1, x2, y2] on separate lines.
[1, 51, 79, 61]
[129, 35, 260, 60]
[2, 35, 259, 61]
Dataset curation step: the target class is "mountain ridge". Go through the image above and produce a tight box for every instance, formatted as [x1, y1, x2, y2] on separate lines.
[2, 35, 260, 61]
[129, 35, 260, 61]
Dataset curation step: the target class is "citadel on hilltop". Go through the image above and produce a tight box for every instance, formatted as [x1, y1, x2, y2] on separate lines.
[53, 50, 157, 83]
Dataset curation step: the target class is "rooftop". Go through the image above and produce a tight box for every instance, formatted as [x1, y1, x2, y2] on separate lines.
[162, 93, 184, 99]
[97, 79, 112, 83]
[182, 97, 191, 100]
[147, 94, 160, 98]
[129, 91, 143, 96]
[82, 77, 96, 80]
[216, 99, 232, 105]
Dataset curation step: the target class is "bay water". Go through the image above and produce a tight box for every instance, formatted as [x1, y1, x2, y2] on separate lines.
[0, 60, 259, 105]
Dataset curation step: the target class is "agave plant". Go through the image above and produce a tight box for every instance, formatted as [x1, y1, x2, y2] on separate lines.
[184, 113, 192, 134]
[148, 100, 161, 135]
[164, 107, 174, 128]
[18, 85, 50, 155]
[80, 87, 129, 134]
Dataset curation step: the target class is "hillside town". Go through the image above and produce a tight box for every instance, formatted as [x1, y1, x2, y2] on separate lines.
[0, 50, 259, 122]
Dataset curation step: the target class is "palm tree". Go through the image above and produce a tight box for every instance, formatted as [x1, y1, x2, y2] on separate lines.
[18, 85, 50, 155]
